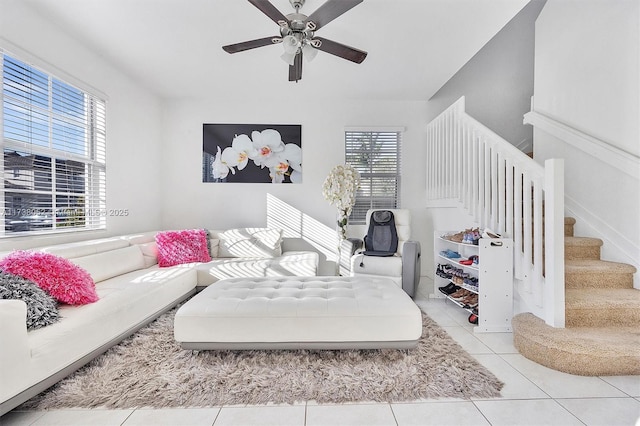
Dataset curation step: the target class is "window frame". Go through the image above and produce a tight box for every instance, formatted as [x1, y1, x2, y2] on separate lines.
[345, 127, 403, 224]
[0, 48, 107, 237]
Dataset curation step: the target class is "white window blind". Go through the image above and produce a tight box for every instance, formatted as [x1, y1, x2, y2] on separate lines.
[1, 52, 106, 236]
[345, 128, 402, 224]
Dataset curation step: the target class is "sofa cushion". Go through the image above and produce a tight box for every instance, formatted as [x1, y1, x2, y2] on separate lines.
[266, 251, 319, 277]
[208, 238, 220, 258]
[71, 245, 146, 283]
[203, 230, 223, 258]
[27, 266, 197, 364]
[0, 271, 59, 330]
[40, 238, 130, 259]
[120, 232, 156, 245]
[137, 242, 159, 268]
[194, 258, 272, 286]
[156, 229, 212, 267]
[0, 251, 98, 305]
[217, 228, 283, 258]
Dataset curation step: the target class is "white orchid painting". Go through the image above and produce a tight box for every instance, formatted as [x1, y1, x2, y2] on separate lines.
[203, 124, 302, 184]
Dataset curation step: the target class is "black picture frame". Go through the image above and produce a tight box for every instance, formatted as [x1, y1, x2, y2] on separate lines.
[202, 124, 302, 183]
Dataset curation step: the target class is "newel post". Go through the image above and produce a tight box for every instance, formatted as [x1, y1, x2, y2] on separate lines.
[544, 158, 565, 327]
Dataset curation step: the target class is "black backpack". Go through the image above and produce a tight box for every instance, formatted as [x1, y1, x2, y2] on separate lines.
[363, 210, 398, 257]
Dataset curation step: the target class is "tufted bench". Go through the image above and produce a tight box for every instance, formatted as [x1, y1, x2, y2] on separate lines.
[174, 276, 423, 350]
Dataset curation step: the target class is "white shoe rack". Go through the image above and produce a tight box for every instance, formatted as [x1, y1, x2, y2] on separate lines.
[432, 231, 514, 333]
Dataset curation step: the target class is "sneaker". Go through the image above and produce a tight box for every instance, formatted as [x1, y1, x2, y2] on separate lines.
[452, 290, 472, 302]
[482, 228, 501, 239]
[444, 231, 464, 243]
[439, 249, 461, 259]
[449, 288, 469, 299]
[439, 283, 460, 295]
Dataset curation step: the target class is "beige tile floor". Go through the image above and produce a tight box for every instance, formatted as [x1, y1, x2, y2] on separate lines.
[2, 279, 639, 426]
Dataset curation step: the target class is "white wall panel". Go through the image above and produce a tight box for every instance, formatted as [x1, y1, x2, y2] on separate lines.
[534, 0, 639, 156]
[0, 1, 164, 250]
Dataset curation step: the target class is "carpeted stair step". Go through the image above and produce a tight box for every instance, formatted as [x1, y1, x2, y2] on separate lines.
[514, 215, 639, 376]
[564, 217, 576, 237]
[513, 312, 640, 376]
[565, 288, 640, 327]
[518, 217, 575, 242]
[565, 236, 602, 260]
[565, 260, 637, 289]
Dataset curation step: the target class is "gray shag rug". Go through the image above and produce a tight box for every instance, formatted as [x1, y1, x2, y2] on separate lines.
[21, 307, 503, 409]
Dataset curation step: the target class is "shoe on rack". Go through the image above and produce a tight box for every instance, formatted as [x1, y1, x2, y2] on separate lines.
[439, 249, 461, 259]
[439, 264, 455, 278]
[452, 291, 472, 302]
[449, 288, 469, 298]
[463, 296, 479, 309]
[461, 294, 478, 306]
[444, 231, 464, 243]
[463, 276, 477, 285]
[482, 228, 501, 239]
[441, 285, 461, 296]
[438, 283, 459, 295]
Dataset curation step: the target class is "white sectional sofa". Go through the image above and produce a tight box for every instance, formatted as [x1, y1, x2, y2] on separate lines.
[194, 229, 319, 286]
[0, 228, 319, 416]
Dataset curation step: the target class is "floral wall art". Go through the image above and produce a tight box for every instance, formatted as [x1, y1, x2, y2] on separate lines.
[202, 124, 302, 184]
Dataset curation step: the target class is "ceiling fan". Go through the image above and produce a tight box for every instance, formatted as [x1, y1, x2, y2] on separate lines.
[222, 0, 367, 82]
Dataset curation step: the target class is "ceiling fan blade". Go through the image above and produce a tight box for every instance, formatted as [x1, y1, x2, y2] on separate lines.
[223, 36, 281, 54]
[248, 0, 289, 25]
[306, 0, 363, 31]
[313, 37, 367, 63]
[289, 53, 303, 82]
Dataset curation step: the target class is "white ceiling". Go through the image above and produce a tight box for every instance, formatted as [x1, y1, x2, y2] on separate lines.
[21, 0, 530, 101]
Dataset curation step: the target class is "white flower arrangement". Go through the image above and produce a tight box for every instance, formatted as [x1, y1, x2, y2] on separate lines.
[322, 164, 361, 239]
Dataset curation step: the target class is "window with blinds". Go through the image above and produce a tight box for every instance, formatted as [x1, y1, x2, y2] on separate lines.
[1, 52, 106, 236]
[345, 128, 402, 224]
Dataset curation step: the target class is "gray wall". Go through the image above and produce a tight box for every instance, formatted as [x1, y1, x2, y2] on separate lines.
[426, 0, 547, 152]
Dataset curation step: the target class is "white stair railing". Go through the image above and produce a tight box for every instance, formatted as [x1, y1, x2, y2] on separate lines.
[426, 97, 565, 327]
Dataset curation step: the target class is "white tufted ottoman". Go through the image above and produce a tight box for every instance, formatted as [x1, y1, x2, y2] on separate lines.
[174, 276, 423, 350]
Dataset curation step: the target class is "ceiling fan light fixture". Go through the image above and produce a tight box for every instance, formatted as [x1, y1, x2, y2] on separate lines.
[224, 0, 367, 82]
[281, 34, 302, 65]
[302, 43, 318, 62]
[280, 51, 297, 66]
[282, 35, 300, 54]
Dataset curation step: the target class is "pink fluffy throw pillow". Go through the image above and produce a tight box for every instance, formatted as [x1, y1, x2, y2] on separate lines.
[0, 250, 98, 305]
[156, 229, 212, 267]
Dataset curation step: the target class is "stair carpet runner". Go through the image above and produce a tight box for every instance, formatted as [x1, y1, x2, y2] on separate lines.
[512, 217, 640, 376]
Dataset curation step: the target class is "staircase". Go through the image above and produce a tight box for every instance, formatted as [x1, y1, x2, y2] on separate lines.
[512, 217, 640, 376]
[426, 96, 566, 327]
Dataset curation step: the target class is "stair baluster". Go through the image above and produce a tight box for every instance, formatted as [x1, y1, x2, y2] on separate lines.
[426, 96, 565, 327]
